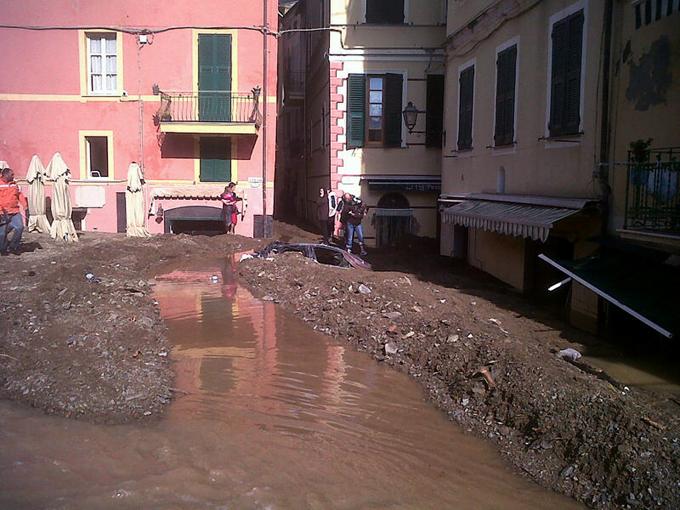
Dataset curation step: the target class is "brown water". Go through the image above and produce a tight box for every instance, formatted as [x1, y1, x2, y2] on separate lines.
[0, 258, 582, 510]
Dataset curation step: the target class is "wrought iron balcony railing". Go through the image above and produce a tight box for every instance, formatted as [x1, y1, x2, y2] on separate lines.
[624, 147, 680, 234]
[156, 90, 262, 127]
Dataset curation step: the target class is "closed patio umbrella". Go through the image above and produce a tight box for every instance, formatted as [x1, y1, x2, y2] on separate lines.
[26, 155, 51, 233]
[46, 152, 78, 242]
[125, 162, 151, 237]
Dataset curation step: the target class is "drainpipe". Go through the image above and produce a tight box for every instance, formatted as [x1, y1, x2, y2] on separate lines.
[598, 0, 614, 236]
[261, 0, 269, 236]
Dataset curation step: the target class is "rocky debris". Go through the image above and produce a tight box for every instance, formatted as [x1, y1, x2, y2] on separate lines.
[0, 232, 261, 424]
[238, 251, 680, 510]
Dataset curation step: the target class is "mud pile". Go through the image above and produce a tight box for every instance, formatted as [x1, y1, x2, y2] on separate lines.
[0, 233, 258, 423]
[238, 251, 680, 509]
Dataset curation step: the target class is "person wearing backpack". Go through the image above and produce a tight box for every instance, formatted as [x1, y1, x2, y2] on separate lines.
[339, 192, 368, 256]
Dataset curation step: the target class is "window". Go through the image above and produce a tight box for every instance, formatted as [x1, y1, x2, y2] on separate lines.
[347, 73, 403, 148]
[634, 0, 677, 30]
[87, 33, 118, 95]
[426, 75, 444, 148]
[494, 44, 517, 147]
[367, 76, 384, 143]
[199, 137, 231, 182]
[548, 9, 584, 137]
[457, 64, 474, 150]
[366, 0, 405, 24]
[85, 136, 110, 178]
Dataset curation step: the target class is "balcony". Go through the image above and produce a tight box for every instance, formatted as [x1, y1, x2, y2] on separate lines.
[622, 147, 680, 244]
[155, 90, 262, 136]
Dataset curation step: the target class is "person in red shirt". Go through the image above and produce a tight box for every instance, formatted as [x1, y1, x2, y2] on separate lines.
[219, 182, 242, 234]
[0, 167, 28, 255]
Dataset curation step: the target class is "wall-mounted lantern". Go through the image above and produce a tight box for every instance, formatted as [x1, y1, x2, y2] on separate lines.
[152, 83, 160, 96]
[402, 101, 422, 133]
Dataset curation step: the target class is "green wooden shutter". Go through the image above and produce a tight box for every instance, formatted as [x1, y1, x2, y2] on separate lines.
[426, 75, 445, 148]
[347, 74, 366, 148]
[200, 137, 231, 182]
[494, 45, 517, 146]
[549, 19, 567, 136]
[564, 11, 583, 134]
[549, 10, 582, 136]
[384, 73, 403, 148]
[199, 34, 232, 121]
[366, 0, 404, 24]
[457, 66, 474, 150]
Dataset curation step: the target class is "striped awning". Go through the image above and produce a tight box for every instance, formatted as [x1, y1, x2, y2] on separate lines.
[442, 200, 580, 242]
[152, 186, 224, 200]
[373, 208, 414, 217]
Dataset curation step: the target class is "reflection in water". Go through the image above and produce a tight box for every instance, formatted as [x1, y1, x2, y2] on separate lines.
[0, 258, 582, 509]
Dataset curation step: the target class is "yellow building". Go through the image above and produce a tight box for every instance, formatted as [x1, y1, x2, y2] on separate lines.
[277, 0, 447, 247]
[440, 0, 680, 337]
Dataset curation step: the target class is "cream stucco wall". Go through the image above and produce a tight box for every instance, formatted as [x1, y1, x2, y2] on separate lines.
[442, 0, 606, 200]
[468, 228, 527, 290]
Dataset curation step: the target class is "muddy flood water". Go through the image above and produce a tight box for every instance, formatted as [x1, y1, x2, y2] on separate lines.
[0, 258, 583, 509]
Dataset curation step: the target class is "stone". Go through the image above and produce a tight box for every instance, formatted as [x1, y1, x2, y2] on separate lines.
[358, 284, 371, 295]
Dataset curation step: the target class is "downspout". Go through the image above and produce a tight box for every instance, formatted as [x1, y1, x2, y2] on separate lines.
[598, 0, 614, 237]
[261, 0, 269, 235]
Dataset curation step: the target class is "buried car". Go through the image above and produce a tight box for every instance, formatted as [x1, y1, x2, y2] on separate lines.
[252, 242, 371, 270]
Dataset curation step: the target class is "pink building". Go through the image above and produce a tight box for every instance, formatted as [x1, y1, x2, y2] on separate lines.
[0, 0, 277, 237]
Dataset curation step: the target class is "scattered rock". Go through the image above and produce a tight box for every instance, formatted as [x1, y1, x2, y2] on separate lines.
[357, 284, 371, 295]
[385, 342, 398, 355]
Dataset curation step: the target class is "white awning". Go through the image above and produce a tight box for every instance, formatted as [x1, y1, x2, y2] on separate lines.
[442, 200, 581, 242]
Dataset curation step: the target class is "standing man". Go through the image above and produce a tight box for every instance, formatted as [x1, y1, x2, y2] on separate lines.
[0, 167, 28, 255]
[326, 188, 339, 244]
[339, 192, 368, 256]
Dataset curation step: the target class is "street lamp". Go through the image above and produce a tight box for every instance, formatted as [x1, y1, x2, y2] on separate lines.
[402, 101, 421, 133]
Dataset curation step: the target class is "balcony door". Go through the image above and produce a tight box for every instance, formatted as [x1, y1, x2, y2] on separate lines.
[198, 34, 232, 122]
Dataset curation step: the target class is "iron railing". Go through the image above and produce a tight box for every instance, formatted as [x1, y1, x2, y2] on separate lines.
[156, 90, 262, 126]
[624, 147, 680, 234]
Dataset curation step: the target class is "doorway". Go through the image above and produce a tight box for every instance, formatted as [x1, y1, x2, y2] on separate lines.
[375, 193, 412, 248]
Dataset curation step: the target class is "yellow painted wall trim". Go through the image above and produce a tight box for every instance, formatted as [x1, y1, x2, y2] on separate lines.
[160, 123, 258, 135]
[78, 130, 115, 180]
[193, 138, 201, 183]
[231, 138, 238, 183]
[145, 179, 196, 185]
